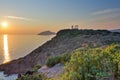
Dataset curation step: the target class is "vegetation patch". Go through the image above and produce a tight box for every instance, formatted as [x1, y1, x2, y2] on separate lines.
[17, 74, 47, 80]
[62, 44, 120, 80]
[46, 53, 71, 68]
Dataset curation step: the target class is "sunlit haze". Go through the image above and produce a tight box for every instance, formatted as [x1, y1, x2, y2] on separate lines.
[0, 0, 120, 34]
[1, 21, 8, 28]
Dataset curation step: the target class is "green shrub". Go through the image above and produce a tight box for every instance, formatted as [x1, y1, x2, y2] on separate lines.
[61, 53, 71, 63]
[46, 56, 61, 67]
[33, 64, 41, 72]
[62, 44, 120, 80]
[46, 53, 71, 68]
[17, 74, 47, 80]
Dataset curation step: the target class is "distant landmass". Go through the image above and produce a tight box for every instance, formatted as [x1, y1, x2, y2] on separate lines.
[38, 31, 56, 35]
[110, 29, 120, 32]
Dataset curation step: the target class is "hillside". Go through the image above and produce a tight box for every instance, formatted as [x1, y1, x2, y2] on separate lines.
[38, 31, 56, 35]
[0, 29, 120, 74]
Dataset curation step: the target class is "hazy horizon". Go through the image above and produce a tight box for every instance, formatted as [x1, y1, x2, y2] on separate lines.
[0, 0, 120, 34]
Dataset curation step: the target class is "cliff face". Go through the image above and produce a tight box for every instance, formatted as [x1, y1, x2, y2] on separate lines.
[0, 29, 120, 74]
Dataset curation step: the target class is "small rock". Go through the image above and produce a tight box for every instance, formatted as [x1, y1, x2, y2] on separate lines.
[38, 63, 64, 78]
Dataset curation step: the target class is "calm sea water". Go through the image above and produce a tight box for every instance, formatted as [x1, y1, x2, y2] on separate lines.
[0, 34, 54, 64]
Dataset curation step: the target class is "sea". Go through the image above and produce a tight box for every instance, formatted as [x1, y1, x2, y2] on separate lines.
[0, 34, 54, 80]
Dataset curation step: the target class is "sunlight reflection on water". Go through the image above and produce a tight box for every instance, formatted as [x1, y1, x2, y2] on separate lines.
[3, 34, 10, 63]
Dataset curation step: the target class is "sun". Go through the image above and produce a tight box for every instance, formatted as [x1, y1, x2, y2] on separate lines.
[1, 21, 8, 28]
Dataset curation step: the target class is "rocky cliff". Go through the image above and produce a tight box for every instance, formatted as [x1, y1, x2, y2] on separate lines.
[0, 29, 120, 74]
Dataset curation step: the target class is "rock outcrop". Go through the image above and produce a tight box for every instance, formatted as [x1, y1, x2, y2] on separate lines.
[38, 63, 64, 79]
[0, 29, 120, 74]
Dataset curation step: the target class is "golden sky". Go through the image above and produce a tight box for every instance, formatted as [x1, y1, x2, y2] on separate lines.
[0, 0, 120, 34]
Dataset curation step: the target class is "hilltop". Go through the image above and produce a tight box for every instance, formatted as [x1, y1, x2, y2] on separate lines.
[0, 29, 120, 74]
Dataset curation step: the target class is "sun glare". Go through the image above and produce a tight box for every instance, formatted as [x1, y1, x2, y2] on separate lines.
[1, 21, 8, 28]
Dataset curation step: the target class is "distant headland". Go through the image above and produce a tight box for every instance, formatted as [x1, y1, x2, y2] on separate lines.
[111, 29, 120, 32]
[38, 31, 56, 35]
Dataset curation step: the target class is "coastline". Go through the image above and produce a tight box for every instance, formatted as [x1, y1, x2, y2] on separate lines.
[0, 29, 120, 75]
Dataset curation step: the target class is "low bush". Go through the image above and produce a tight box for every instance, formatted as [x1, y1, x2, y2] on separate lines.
[33, 64, 41, 72]
[17, 74, 47, 80]
[61, 53, 71, 63]
[46, 53, 71, 68]
[46, 56, 61, 67]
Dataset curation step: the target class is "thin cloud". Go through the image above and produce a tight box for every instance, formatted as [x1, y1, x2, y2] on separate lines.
[92, 8, 119, 15]
[4, 16, 32, 21]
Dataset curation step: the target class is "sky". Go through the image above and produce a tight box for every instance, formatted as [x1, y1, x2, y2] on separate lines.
[0, 0, 120, 34]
